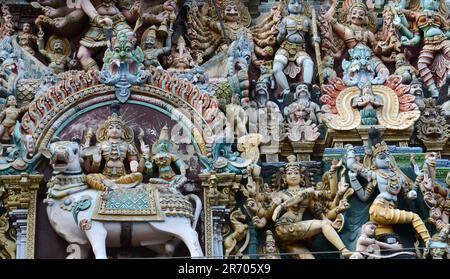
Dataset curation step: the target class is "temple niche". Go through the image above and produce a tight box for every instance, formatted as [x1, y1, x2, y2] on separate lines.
[1, 0, 450, 260]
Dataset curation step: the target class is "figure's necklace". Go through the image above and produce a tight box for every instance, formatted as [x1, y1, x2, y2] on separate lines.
[108, 141, 121, 160]
[350, 25, 364, 42]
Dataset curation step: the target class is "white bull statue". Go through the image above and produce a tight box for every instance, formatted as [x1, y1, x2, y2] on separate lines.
[41, 140, 204, 259]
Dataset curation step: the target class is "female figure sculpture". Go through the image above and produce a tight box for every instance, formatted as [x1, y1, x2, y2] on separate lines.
[271, 155, 352, 258]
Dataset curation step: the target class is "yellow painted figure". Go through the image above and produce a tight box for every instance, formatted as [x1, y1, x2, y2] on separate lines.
[271, 155, 352, 258]
[85, 112, 142, 191]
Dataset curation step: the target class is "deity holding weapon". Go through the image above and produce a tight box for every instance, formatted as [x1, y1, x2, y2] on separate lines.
[37, 28, 77, 74]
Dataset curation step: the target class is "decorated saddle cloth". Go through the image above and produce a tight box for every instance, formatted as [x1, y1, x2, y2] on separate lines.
[92, 184, 165, 221]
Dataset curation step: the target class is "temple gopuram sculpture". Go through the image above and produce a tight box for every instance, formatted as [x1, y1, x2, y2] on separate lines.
[2, 0, 450, 260]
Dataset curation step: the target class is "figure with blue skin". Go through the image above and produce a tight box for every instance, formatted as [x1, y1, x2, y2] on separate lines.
[344, 128, 431, 245]
[394, 0, 450, 98]
[273, 0, 318, 97]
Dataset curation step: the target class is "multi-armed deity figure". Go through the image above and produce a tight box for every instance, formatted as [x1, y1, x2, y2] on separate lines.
[271, 155, 352, 258]
[394, 0, 450, 97]
[344, 128, 430, 245]
[84, 104, 143, 191]
[323, 0, 389, 84]
[37, 30, 76, 74]
[273, 0, 317, 95]
[141, 126, 188, 192]
[141, 25, 172, 70]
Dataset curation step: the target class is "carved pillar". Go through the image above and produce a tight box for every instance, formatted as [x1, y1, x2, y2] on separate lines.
[199, 172, 241, 258]
[211, 205, 229, 258]
[9, 209, 27, 259]
[0, 173, 43, 259]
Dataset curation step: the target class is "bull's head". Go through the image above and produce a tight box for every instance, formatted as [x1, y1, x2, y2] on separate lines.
[40, 139, 82, 173]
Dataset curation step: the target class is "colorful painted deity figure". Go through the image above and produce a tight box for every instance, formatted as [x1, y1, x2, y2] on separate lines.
[76, 0, 134, 70]
[394, 53, 419, 84]
[37, 30, 76, 74]
[345, 128, 431, 245]
[284, 102, 320, 142]
[246, 80, 284, 143]
[17, 22, 37, 55]
[259, 230, 281, 259]
[141, 25, 172, 70]
[350, 221, 403, 259]
[273, 0, 317, 95]
[324, 0, 389, 84]
[225, 94, 248, 138]
[84, 104, 143, 191]
[395, 0, 450, 97]
[377, 6, 403, 65]
[351, 81, 383, 125]
[170, 36, 196, 71]
[0, 96, 27, 146]
[414, 153, 450, 233]
[287, 83, 321, 125]
[322, 55, 337, 84]
[271, 155, 352, 258]
[143, 126, 188, 190]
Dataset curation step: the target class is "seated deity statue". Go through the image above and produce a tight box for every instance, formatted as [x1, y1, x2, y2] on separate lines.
[142, 126, 187, 191]
[84, 105, 143, 191]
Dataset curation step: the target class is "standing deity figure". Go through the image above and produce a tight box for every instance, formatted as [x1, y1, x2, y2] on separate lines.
[394, 53, 419, 84]
[225, 94, 248, 138]
[84, 105, 142, 191]
[271, 155, 352, 258]
[345, 128, 430, 245]
[76, 0, 133, 70]
[17, 23, 37, 55]
[324, 0, 389, 83]
[247, 80, 284, 142]
[170, 36, 196, 71]
[37, 30, 76, 74]
[142, 126, 188, 190]
[395, 0, 450, 97]
[0, 96, 26, 147]
[322, 55, 337, 83]
[273, 0, 317, 95]
[141, 25, 172, 70]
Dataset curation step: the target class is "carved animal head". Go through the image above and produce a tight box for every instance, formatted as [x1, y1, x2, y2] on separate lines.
[40, 140, 82, 173]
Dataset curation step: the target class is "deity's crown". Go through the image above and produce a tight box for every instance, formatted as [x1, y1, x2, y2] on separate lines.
[349, 0, 368, 12]
[106, 112, 124, 127]
[372, 141, 389, 156]
[148, 25, 157, 37]
[159, 126, 170, 141]
[222, 0, 238, 7]
[285, 155, 300, 171]
[265, 230, 275, 243]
